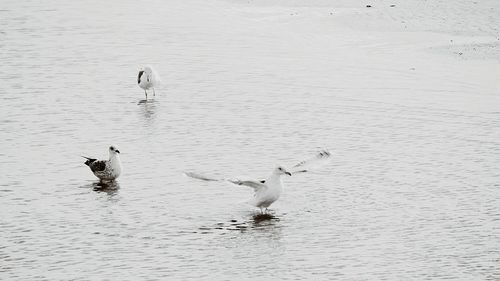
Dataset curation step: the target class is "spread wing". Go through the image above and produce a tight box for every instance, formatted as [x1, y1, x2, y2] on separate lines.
[184, 171, 266, 191]
[183, 171, 221, 182]
[289, 150, 331, 174]
[226, 179, 266, 191]
[89, 160, 107, 173]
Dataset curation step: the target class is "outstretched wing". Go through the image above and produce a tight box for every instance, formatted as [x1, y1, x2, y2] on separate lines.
[289, 150, 331, 174]
[183, 171, 222, 182]
[226, 179, 266, 191]
[184, 171, 266, 191]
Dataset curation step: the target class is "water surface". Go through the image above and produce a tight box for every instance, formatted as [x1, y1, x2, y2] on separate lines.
[1, 0, 499, 280]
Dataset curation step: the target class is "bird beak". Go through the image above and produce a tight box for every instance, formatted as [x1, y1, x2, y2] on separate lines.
[286, 172, 292, 176]
[115, 150, 120, 154]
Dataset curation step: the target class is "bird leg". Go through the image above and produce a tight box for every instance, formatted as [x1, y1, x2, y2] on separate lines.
[144, 90, 148, 100]
[153, 88, 156, 96]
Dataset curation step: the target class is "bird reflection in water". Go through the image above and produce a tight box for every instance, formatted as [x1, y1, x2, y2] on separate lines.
[252, 213, 278, 224]
[91, 180, 120, 197]
[137, 99, 157, 122]
[248, 212, 282, 239]
[223, 212, 283, 248]
[200, 211, 281, 234]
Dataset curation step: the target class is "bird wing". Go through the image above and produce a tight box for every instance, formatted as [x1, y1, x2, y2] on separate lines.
[82, 156, 97, 166]
[289, 150, 332, 174]
[184, 171, 266, 191]
[153, 72, 161, 86]
[89, 160, 107, 172]
[137, 70, 144, 84]
[183, 171, 222, 182]
[148, 67, 161, 86]
[226, 179, 267, 191]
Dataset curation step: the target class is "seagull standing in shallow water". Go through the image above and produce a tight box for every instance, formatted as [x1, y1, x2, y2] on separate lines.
[229, 166, 291, 213]
[184, 150, 331, 213]
[82, 146, 122, 182]
[137, 66, 160, 100]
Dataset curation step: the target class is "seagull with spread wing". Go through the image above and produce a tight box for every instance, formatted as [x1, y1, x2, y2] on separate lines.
[184, 150, 331, 213]
[82, 146, 122, 182]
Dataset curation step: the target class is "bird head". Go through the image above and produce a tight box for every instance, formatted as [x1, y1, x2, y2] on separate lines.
[274, 166, 291, 176]
[109, 145, 120, 155]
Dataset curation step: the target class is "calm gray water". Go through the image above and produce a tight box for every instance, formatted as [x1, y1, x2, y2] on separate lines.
[1, 0, 499, 280]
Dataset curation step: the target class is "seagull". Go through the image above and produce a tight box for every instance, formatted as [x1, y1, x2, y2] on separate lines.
[82, 146, 122, 182]
[137, 65, 160, 100]
[184, 150, 331, 213]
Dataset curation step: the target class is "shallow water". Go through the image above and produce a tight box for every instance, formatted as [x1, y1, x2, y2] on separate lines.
[1, 0, 500, 280]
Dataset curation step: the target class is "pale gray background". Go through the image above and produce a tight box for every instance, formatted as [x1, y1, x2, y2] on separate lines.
[1, 0, 499, 280]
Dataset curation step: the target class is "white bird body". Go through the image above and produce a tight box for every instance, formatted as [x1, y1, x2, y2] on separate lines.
[249, 173, 283, 208]
[137, 66, 160, 99]
[185, 150, 331, 212]
[83, 146, 122, 181]
[226, 167, 290, 210]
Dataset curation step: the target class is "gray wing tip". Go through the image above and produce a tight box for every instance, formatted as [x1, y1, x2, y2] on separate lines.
[317, 149, 331, 158]
[183, 171, 219, 182]
[291, 149, 332, 169]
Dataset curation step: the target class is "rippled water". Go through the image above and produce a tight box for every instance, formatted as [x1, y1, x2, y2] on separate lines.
[1, 0, 499, 280]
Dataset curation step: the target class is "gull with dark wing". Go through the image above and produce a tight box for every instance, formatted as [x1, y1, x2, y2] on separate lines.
[184, 150, 331, 213]
[82, 146, 122, 182]
[137, 65, 161, 100]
